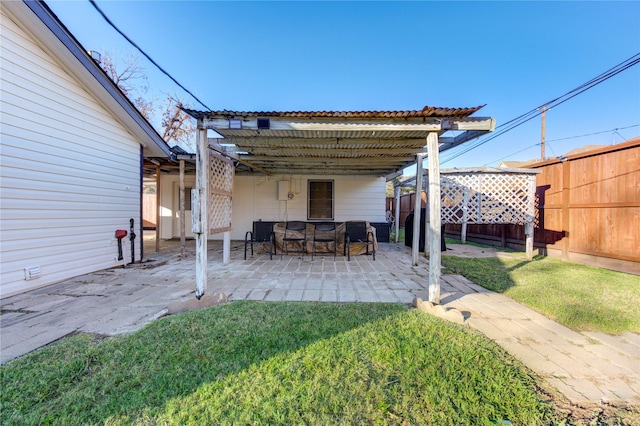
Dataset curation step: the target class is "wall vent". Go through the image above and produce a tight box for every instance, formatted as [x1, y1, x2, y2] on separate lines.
[24, 266, 41, 281]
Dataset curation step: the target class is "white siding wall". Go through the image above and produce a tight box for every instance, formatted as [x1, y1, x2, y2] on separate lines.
[158, 174, 196, 240]
[0, 9, 142, 297]
[160, 173, 386, 241]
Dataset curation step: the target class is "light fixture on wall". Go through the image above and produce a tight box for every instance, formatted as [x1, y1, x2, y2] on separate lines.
[229, 119, 242, 129]
[257, 118, 270, 129]
[441, 118, 454, 130]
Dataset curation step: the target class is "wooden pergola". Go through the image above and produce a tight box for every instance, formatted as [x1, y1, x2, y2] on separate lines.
[183, 106, 496, 303]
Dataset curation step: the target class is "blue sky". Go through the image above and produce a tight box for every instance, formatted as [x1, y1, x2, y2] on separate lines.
[47, 1, 640, 169]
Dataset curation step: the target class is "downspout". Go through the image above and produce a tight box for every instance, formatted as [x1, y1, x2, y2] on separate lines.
[139, 145, 144, 261]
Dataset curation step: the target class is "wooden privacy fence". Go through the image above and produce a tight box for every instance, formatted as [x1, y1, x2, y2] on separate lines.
[445, 139, 640, 274]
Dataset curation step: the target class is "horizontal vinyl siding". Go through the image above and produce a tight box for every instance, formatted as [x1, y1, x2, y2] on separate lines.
[334, 177, 387, 222]
[157, 174, 196, 240]
[216, 175, 387, 240]
[0, 10, 141, 297]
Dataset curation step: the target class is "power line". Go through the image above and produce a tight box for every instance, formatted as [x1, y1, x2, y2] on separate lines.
[482, 142, 540, 166]
[544, 124, 639, 143]
[88, 0, 212, 111]
[441, 53, 640, 165]
[482, 124, 639, 165]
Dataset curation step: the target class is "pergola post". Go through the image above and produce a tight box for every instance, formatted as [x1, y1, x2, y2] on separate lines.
[412, 154, 424, 266]
[394, 186, 401, 243]
[179, 159, 186, 257]
[427, 132, 441, 304]
[155, 165, 160, 253]
[461, 188, 469, 244]
[223, 231, 231, 264]
[424, 191, 429, 256]
[194, 126, 209, 299]
[525, 222, 534, 260]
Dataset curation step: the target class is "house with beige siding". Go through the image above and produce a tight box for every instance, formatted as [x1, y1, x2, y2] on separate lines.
[0, 0, 172, 297]
[157, 172, 387, 241]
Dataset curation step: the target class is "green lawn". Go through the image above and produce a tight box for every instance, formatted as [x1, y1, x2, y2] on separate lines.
[441, 254, 640, 334]
[1, 301, 556, 425]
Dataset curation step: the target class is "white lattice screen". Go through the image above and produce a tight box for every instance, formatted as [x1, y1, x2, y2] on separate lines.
[208, 149, 234, 234]
[434, 171, 537, 225]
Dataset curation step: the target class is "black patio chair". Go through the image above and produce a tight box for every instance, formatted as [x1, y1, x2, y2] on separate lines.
[311, 222, 337, 260]
[343, 221, 375, 261]
[281, 221, 307, 259]
[244, 221, 276, 260]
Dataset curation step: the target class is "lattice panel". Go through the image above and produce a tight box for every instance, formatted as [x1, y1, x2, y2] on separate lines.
[436, 173, 536, 225]
[208, 150, 234, 234]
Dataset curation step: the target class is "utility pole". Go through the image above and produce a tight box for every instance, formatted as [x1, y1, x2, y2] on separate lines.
[540, 104, 546, 161]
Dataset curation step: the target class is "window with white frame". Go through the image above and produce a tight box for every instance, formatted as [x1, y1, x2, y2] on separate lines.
[308, 180, 334, 220]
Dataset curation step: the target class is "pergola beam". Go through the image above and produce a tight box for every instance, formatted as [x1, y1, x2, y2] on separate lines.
[241, 156, 417, 165]
[221, 137, 430, 147]
[241, 147, 427, 156]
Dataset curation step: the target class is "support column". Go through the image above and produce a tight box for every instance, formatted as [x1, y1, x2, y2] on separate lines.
[426, 132, 441, 304]
[394, 186, 400, 243]
[525, 222, 534, 260]
[461, 188, 469, 244]
[194, 126, 209, 299]
[179, 159, 186, 257]
[223, 231, 231, 264]
[155, 165, 161, 253]
[412, 154, 424, 266]
[424, 193, 429, 257]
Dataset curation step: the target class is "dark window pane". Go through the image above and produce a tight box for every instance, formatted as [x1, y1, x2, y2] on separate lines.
[308, 180, 333, 220]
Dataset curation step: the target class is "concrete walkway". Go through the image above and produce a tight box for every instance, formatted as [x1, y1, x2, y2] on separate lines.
[1, 239, 638, 406]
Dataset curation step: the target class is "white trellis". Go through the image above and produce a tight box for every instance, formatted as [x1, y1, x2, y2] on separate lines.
[437, 168, 538, 259]
[397, 167, 539, 260]
[439, 169, 537, 225]
[208, 149, 234, 234]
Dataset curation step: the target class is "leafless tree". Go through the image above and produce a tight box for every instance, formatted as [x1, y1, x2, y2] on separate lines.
[99, 52, 195, 150]
[161, 94, 196, 151]
[100, 52, 153, 120]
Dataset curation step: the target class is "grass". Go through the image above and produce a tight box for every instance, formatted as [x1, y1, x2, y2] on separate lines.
[0, 301, 556, 425]
[441, 254, 640, 334]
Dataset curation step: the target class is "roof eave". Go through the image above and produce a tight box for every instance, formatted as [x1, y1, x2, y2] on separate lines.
[11, 0, 172, 159]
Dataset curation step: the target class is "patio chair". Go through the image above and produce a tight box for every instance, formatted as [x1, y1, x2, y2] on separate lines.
[343, 221, 375, 261]
[311, 222, 337, 260]
[281, 221, 307, 259]
[244, 221, 276, 260]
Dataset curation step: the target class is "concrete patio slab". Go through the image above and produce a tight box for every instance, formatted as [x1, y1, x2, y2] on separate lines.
[1, 237, 638, 408]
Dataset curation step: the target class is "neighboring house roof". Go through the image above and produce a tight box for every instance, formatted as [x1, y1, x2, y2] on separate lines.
[184, 107, 495, 177]
[563, 144, 608, 156]
[6, 0, 172, 159]
[498, 160, 538, 168]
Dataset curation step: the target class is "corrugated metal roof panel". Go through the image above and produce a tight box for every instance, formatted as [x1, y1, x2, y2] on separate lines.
[185, 105, 493, 176]
[184, 105, 484, 120]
